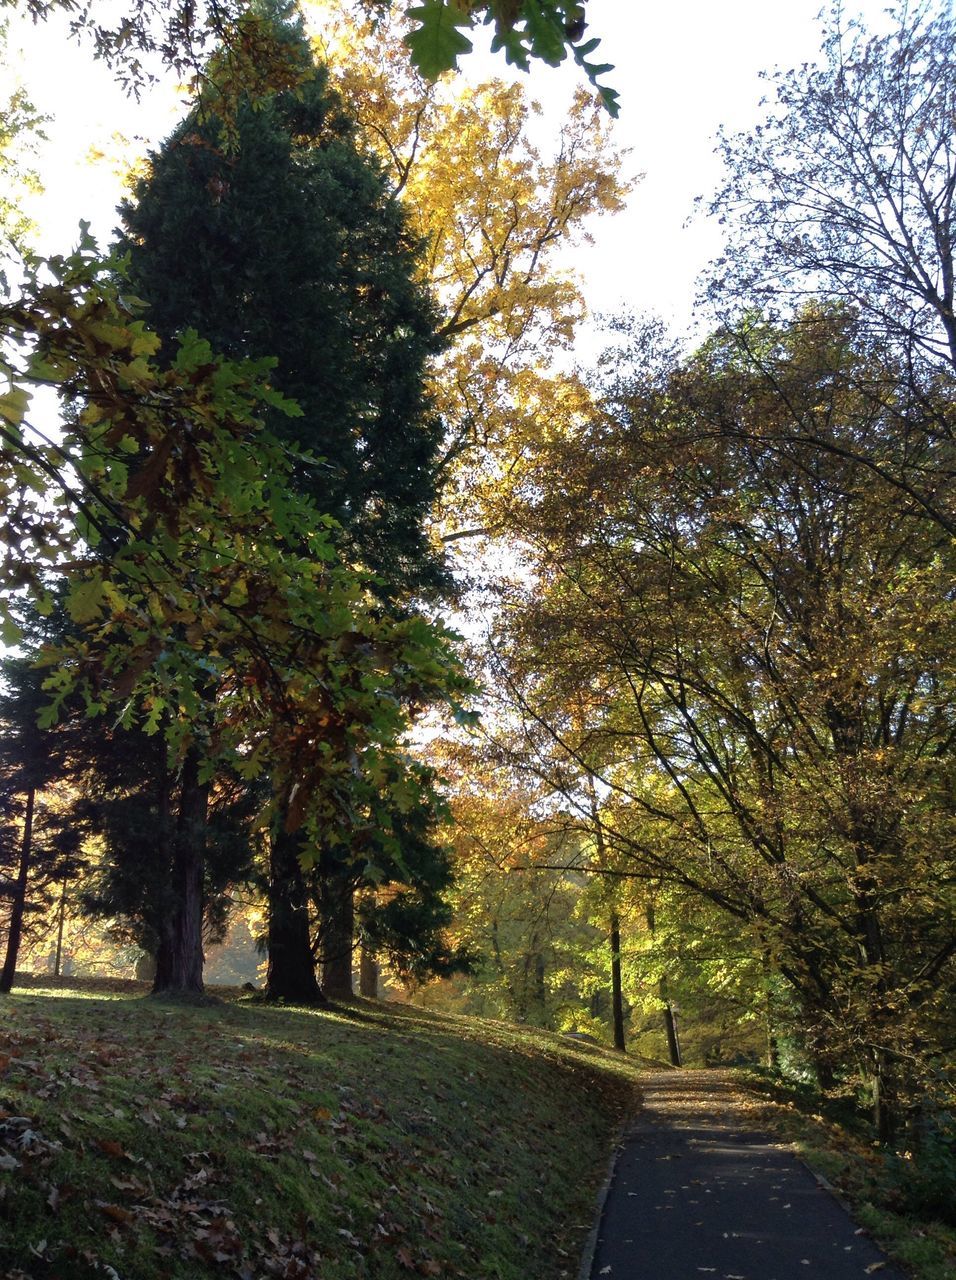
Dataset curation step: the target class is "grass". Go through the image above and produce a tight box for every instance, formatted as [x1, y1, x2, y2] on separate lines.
[739, 1068, 956, 1280]
[0, 976, 644, 1280]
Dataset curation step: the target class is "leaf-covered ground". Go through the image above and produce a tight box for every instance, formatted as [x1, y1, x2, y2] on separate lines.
[0, 977, 642, 1280]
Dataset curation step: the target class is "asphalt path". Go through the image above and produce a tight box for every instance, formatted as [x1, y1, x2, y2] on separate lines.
[589, 1070, 909, 1280]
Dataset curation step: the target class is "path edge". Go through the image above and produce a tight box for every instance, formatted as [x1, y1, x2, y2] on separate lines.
[577, 1089, 644, 1280]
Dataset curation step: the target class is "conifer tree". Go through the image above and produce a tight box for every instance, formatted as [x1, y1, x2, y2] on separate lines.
[116, 10, 452, 1000]
[118, 12, 446, 597]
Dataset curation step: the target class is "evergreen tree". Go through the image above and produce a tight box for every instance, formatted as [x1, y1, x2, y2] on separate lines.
[117, 14, 447, 597]
[115, 12, 453, 1000]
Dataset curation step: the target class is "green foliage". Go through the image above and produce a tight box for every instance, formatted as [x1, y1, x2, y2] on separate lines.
[0, 230, 471, 853]
[402, 1, 619, 113]
[888, 1101, 956, 1226]
[403, 0, 473, 77]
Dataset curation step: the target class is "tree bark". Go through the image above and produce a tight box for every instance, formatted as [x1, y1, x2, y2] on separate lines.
[321, 874, 354, 999]
[153, 749, 207, 997]
[610, 910, 626, 1052]
[265, 826, 324, 1003]
[359, 942, 379, 998]
[0, 787, 35, 994]
[53, 877, 67, 978]
[661, 979, 682, 1068]
[871, 1050, 899, 1145]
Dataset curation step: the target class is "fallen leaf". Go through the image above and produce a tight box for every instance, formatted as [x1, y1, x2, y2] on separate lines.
[98, 1202, 135, 1225]
[96, 1139, 128, 1160]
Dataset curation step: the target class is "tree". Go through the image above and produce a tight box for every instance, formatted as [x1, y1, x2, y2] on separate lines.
[707, 1, 956, 374]
[74, 719, 260, 982]
[0, 226, 471, 997]
[0, 657, 78, 991]
[118, 22, 446, 597]
[492, 307, 956, 1139]
[420, 739, 606, 1029]
[313, 3, 629, 534]
[115, 16, 463, 1001]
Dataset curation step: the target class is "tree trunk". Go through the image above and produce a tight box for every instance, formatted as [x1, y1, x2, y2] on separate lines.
[321, 874, 354, 999]
[661, 979, 682, 1067]
[0, 787, 35, 994]
[533, 949, 546, 1012]
[871, 1050, 899, 1145]
[359, 943, 379, 998]
[762, 950, 780, 1070]
[266, 825, 324, 1004]
[646, 902, 681, 1067]
[53, 876, 67, 978]
[153, 749, 207, 997]
[766, 1022, 780, 1072]
[610, 910, 626, 1052]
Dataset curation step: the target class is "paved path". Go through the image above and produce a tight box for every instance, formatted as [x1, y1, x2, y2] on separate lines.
[589, 1070, 909, 1280]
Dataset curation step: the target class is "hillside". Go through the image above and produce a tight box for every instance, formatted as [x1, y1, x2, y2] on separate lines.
[0, 978, 641, 1279]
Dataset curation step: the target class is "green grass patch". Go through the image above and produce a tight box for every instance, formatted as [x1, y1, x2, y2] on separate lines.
[739, 1068, 956, 1280]
[0, 977, 643, 1279]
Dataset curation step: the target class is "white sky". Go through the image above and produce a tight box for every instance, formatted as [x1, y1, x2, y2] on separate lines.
[4, 0, 891, 343]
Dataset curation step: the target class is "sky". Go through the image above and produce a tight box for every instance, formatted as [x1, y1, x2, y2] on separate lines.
[4, 0, 892, 342]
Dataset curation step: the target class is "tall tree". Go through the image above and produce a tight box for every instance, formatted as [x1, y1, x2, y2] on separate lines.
[0, 232, 471, 997]
[493, 308, 956, 1139]
[114, 14, 459, 1000]
[707, 1, 956, 374]
[118, 19, 446, 597]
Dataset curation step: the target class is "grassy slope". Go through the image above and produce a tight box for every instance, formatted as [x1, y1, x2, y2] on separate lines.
[0, 978, 642, 1280]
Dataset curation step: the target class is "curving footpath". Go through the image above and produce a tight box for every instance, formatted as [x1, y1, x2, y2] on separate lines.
[586, 1070, 909, 1280]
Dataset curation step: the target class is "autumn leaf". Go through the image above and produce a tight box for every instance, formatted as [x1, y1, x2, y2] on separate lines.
[95, 1139, 130, 1160]
[98, 1201, 135, 1225]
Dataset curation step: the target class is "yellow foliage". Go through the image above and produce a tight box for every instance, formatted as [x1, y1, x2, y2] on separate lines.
[306, 1, 632, 530]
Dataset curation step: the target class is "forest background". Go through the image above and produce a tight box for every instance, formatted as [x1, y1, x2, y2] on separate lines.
[0, 0, 953, 1172]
